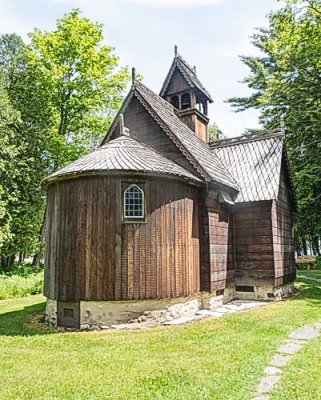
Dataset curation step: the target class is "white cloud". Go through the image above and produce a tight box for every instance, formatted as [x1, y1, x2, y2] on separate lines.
[124, 0, 227, 8]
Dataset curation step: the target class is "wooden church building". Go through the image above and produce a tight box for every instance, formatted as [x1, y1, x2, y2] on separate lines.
[43, 48, 296, 329]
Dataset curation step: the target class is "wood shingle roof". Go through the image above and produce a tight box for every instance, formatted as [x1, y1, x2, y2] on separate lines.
[132, 81, 239, 190]
[43, 135, 202, 186]
[211, 132, 287, 203]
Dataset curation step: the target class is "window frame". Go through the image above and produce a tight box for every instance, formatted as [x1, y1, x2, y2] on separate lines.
[170, 95, 179, 109]
[181, 92, 191, 110]
[123, 184, 145, 220]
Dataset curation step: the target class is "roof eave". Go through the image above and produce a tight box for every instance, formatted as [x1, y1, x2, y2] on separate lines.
[42, 169, 203, 189]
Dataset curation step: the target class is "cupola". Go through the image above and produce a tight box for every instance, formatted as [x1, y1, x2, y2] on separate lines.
[160, 46, 213, 143]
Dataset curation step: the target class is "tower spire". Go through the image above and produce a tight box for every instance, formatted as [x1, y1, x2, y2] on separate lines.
[174, 45, 178, 56]
[131, 67, 136, 84]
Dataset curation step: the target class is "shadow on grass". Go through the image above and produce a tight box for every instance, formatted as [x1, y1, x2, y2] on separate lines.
[0, 300, 58, 337]
[291, 277, 321, 306]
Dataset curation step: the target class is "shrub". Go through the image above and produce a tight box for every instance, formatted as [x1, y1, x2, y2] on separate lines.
[0, 271, 43, 300]
[1, 262, 44, 277]
[316, 257, 321, 270]
[297, 262, 309, 270]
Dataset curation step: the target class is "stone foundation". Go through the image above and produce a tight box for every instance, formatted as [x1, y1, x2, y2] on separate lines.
[79, 291, 224, 330]
[234, 283, 294, 301]
[45, 283, 294, 329]
[44, 298, 57, 327]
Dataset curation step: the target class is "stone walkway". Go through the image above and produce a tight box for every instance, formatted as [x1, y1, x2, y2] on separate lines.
[252, 322, 321, 400]
[110, 300, 268, 330]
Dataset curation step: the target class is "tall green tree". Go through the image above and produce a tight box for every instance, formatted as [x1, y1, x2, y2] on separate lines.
[0, 34, 49, 267]
[0, 75, 20, 253]
[228, 0, 321, 254]
[0, 10, 130, 268]
[27, 8, 130, 171]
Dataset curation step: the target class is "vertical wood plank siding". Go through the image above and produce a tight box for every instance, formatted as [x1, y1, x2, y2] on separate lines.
[232, 201, 275, 286]
[199, 187, 230, 292]
[272, 166, 296, 285]
[44, 176, 199, 301]
[111, 97, 198, 176]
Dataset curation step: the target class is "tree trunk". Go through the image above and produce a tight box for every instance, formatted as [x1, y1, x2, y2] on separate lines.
[295, 236, 302, 256]
[0, 255, 15, 271]
[18, 252, 24, 264]
[313, 236, 320, 256]
[32, 208, 47, 267]
[302, 237, 308, 255]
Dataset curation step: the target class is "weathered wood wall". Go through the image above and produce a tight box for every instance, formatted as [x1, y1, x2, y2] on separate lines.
[232, 201, 275, 287]
[272, 165, 296, 285]
[199, 186, 230, 292]
[109, 97, 197, 176]
[164, 69, 190, 95]
[44, 175, 200, 302]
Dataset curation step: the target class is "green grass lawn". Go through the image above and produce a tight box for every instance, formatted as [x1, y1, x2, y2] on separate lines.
[297, 269, 321, 280]
[0, 276, 320, 400]
[271, 334, 321, 400]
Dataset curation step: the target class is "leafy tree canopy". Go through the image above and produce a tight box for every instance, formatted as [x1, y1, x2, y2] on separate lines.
[228, 0, 321, 253]
[27, 8, 130, 170]
[0, 9, 130, 268]
[208, 122, 226, 140]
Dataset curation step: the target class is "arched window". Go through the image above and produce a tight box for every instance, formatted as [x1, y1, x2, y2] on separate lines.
[124, 184, 144, 218]
[181, 93, 191, 110]
[170, 95, 179, 109]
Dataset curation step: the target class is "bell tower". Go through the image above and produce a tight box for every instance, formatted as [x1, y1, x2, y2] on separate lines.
[160, 46, 213, 143]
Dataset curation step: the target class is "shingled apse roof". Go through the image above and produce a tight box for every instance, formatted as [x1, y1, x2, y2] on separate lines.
[160, 53, 213, 102]
[211, 132, 285, 203]
[43, 135, 202, 186]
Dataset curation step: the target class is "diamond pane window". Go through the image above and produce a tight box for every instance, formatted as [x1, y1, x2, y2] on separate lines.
[124, 184, 144, 218]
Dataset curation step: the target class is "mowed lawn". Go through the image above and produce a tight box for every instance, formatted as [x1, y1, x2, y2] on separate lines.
[297, 269, 321, 280]
[0, 277, 321, 400]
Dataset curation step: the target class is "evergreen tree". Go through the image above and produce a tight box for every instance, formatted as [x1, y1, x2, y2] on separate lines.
[228, 0, 321, 254]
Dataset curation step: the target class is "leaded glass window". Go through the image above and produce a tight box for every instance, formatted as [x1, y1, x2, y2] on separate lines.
[124, 184, 144, 218]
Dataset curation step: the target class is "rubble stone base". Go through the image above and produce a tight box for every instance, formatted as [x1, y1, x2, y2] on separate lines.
[45, 283, 293, 330]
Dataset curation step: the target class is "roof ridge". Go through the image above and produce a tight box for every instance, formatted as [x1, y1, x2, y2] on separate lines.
[133, 82, 211, 181]
[176, 54, 196, 76]
[134, 80, 239, 190]
[135, 80, 209, 148]
[135, 80, 175, 111]
[210, 130, 284, 149]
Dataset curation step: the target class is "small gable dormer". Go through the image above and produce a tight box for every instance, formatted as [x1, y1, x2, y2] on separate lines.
[160, 46, 213, 143]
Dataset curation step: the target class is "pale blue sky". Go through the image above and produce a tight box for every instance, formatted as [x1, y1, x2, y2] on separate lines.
[0, 0, 282, 137]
